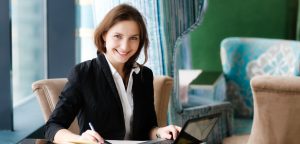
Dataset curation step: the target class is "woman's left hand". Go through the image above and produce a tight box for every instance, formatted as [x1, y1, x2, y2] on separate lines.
[156, 125, 182, 140]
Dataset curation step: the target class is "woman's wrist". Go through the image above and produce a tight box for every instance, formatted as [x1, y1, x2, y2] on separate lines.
[150, 126, 160, 139]
[155, 128, 161, 138]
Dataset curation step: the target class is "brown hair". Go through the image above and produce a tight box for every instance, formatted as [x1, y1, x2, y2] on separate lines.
[94, 4, 149, 75]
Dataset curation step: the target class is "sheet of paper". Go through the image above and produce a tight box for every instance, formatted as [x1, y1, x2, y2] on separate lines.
[66, 139, 145, 144]
[179, 69, 202, 103]
[65, 139, 97, 144]
[107, 140, 146, 144]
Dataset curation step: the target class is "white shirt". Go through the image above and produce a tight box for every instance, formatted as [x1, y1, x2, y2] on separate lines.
[105, 55, 140, 139]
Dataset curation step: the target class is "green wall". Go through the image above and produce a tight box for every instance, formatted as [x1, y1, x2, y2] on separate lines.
[190, 0, 298, 71]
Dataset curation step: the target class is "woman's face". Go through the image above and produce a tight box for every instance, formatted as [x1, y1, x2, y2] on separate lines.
[103, 20, 140, 67]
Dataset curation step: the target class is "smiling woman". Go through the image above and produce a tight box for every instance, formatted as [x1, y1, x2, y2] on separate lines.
[78, 0, 165, 75]
[103, 20, 141, 75]
[45, 4, 181, 144]
[94, 4, 149, 78]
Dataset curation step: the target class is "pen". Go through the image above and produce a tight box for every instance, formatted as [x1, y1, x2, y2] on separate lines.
[89, 122, 95, 131]
[88, 122, 111, 144]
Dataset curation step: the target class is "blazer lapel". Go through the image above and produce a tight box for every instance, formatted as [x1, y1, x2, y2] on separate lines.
[96, 54, 124, 113]
[131, 72, 141, 102]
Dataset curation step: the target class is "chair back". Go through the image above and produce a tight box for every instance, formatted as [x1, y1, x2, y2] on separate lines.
[153, 76, 173, 127]
[32, 76, 173, 133]
[221, 37, 300, 117]
[32, 78, 80, 134]
[248, 75, 300, 144]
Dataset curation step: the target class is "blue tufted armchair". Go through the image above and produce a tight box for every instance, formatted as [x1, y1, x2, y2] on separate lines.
[220, 37, 300, 134]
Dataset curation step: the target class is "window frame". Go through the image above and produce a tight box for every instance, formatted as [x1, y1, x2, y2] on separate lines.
[0, 0, 75, 142]
[0, 0, 13, 130]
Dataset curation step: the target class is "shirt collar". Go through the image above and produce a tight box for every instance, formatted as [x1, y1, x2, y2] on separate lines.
[104, 54, 140, 76]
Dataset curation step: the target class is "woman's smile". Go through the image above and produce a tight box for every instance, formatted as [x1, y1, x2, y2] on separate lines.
[115, 49, 129, 56]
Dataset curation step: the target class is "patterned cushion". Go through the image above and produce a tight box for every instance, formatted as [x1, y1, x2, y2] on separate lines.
[220, 37, 300, 117]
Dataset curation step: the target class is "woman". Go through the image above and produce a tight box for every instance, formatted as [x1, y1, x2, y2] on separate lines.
[45, 3, 181, 144]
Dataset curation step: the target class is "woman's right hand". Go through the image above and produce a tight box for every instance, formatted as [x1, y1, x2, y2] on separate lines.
[79, 130, 104, 144]
[156, 125, 182, 140]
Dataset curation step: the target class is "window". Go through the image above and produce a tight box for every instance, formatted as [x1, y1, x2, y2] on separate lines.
[75, 0, 97, 63]
[0, 0, 74, 141]
[11, 0, 46, 107]
[76, 0, 164, 75]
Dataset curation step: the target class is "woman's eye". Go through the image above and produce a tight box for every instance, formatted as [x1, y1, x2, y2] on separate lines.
[114, 35, 121, 39]
[130, 37, 139, 40]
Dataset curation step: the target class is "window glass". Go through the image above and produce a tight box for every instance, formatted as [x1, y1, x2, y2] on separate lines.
[76, 0, 164, 75]
[75, 0, 97, 63]
[11, 0, 46, 107]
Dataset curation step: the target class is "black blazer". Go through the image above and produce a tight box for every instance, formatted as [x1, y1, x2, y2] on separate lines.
[45, 54, 158, 141]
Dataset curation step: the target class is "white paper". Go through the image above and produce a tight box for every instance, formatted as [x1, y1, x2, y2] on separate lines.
[179, 69, 202, 103]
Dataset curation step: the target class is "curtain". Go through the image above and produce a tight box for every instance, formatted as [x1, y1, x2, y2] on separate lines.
[76, 0, 206, 76]
[76, 0, 164, 75]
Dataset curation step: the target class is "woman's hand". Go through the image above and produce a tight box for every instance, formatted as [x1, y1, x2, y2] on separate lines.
[79, 129, 104, 144]
[156, 125, 182, 140]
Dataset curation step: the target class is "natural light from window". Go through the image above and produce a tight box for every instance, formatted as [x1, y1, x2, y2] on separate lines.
[11, 0, 46, 107]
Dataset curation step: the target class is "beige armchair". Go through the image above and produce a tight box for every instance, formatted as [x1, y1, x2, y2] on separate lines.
[32, 78, 80, 134]
[223, 75, 300, 144]
[152, 76, 173, 127]
[32, 76, 173, 134]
